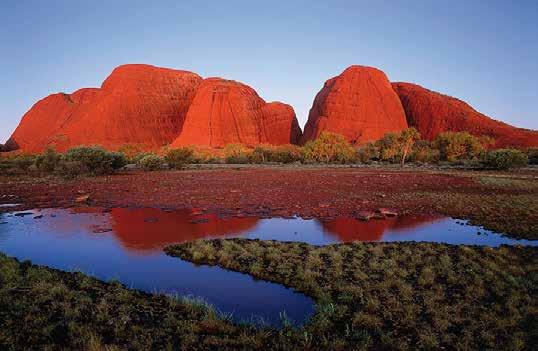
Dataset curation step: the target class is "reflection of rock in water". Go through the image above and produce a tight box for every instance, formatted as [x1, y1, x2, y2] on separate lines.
[321, 214, 445, 242]
[110, 208, 259, 254]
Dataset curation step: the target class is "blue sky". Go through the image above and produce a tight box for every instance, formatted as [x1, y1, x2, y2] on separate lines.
[1, 0, 537, 143]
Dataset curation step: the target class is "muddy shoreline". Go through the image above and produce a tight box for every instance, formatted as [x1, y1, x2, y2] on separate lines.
[1, 166, 537, 239]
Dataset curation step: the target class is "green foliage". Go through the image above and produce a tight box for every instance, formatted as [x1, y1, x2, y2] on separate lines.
[373, 128, 421, 165]
[13, 155, 36, 171]
[249, 145, 304, 164]
[138, 154, 164, 171]
[63, 146, 125, 175]
[34, 147, 61, 173]
[357, 142, 379, 163]
[526, 148, 538, 165]
[165, 147, 194, 169]
[224, 144, 249, 164]
[484, 149, 528, 170]
[408, 140, 440, 163]
[117, 144, 144, 162]
[168, 239, 538, 351]
[432, 132, 489, 162]
[303, 132, 357, 164]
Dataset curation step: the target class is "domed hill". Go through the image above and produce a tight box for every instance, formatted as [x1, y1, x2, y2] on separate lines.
[4, 89, 99, 152]
[5, 64, 203, 152]
[392, 82, 538, 148]
[301, 66, 408, 145]
[171, 78, 302, 147]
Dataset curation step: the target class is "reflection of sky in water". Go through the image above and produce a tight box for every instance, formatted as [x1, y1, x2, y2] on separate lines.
[0, 208, 535, 326]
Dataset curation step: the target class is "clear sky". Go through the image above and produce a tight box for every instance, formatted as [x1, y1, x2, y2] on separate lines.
[1, 0, 537, 143]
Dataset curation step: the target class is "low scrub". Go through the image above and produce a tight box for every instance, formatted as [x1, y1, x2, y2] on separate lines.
[484, 149, 528, 170]
[137, 154, 164, 171]
[63, 146, 126, 175]
[165, 147, 194, 169]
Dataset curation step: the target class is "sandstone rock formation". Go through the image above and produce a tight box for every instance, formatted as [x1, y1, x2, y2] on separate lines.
[171, 78, 301, 147]
[6, 64, 202, 152]
[302, 66, 408, 145]
[392, 82, 538, 148]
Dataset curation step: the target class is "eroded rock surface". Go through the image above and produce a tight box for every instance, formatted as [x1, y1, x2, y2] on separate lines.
[393, 82, 538, 148]
[171, 78, 301, 147]
[302, 66, 408, 145]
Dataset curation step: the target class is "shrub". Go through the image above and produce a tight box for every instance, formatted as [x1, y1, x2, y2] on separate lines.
[57, 160, 88, 178]
[109, 152, 127, 170]
[248, 145, 273, 164]
[484, 149, 528, 170]
[433, 132, 488, 162]
[357, 142, 379, 163]
[118, 144, 144, 162]
[527, 148, 538, 165]
[303, 132, 357, 164]
[224, 144, 250, 164]
[138, 154, 164, 171]
[13, 155, 36, 171]
[64, 146, 124, 175]
[375, 132, 400, 162]
[271, 145, 304, 163]
[34, 148, 61, 173]
[165, 148, 194, 169]
[408, 140, 440, 163]
[397, 128, 421, 166]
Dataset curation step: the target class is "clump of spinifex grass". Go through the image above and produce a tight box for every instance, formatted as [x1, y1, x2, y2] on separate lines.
[166, 239, 538, 350]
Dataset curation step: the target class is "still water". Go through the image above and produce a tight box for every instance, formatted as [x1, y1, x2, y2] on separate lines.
[0, 207, 535, 326]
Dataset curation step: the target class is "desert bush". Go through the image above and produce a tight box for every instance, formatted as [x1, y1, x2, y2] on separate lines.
[432, 132, 488, 162]
[375, 132, 400, 162]
[408, 140, 440, 163]
[248, 145, 273, 164]
[303, 132, 357, 164]
[12, 155, 36, 171]
[484, 149, 528, 170]
[34, 147, 61, 173]
[63, 146, 125, 175]
[57, 160, 88, 178]
[138, 154, 164, 171]
[271, 145, 304, 163]
[192, 148, 221, 164]
[118, 144, 144, 162]
[357, 142, 379, 163]
[224, 144, 250, 164]
[165, 147, 194, 169]
[526, 148, 538, 165]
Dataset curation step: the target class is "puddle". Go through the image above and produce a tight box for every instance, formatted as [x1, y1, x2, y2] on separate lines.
[0, 203, 21, 208]
[0, 207, 535, 326]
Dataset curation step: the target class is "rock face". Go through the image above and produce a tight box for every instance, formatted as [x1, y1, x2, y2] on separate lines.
[171, 78, 301, 147]
[393, 82, 538, 148]
[302, 66, 408, 145]
[6, 64, 202, 152]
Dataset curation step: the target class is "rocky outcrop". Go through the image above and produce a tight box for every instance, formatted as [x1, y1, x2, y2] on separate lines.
[171, 78, 302, 147]
[302, 66, 408, 145]
[392, 82, 538, 148]
[6, 64, 202, 152]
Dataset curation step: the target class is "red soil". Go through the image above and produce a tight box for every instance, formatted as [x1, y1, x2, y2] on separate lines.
[171, 78, 301, 147]
[392, 82, 538, 148]
[302, 66, 408, 145]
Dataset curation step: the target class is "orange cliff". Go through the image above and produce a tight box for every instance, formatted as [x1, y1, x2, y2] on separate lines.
[301, 66, 408, 145]
[392, 82, 538, 148]
[170, 78, 302, 148]
[5, 64, 203, 152]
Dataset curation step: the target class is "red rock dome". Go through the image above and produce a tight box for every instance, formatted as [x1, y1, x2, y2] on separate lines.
[6, 64, 202, 152]
[302, 66, 408, 145]
[171, 78, 302, 147]
[392, 82, 538, 148]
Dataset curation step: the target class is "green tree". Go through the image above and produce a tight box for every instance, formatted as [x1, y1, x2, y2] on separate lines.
[398, 128, 421, 166]
[303, 132, 357, 164]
